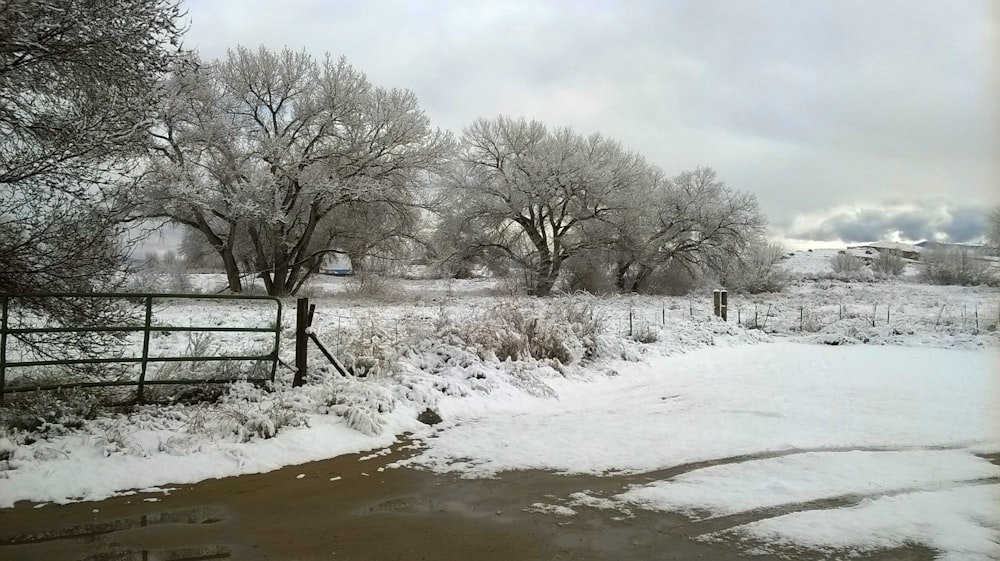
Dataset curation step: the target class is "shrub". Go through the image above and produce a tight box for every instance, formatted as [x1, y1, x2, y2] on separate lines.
[217, 381, 307, 442]
[871, 249, 906, 278]
[560, 255, 615, 295]
[638, 261, 699, 296]
[721, 242, 789, 293]
[0, 389, 99, 434]
[446, 298, 602, 366]
[919, 247, 995, 286]
[333, 313, 402, 378]
[319, 377, 396, 436]
[344, 273, 398, 299]
[830, 252, 866, 276]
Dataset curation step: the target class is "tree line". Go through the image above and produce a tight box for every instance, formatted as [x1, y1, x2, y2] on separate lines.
[2, 1, 789, 301]
[140, 47, 777, 296]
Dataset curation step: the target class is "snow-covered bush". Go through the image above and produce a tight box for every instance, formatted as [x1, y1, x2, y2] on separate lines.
[720, 242, 789, 293]
[316, 376, 396, 436]
[452, 298, 601, 367]
[919, 247, 995, 286]
[0, 389, 99, 434]
[630, 322, 660, 344]
[216, 381, 307, 442]
[870, 249, 906, 278]
[829, 252, 867, 278]
[334, 313, 403, 377]
[639, 261, 700, 296]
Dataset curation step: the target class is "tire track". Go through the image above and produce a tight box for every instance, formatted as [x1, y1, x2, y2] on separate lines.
[682, 477, 1000, 538]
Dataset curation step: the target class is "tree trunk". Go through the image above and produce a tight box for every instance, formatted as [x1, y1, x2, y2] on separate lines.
[219, 246, 242, 293]
[615, 260, 633, 292]
[190, 213, 242, 293]
[531, 254, 564, 297]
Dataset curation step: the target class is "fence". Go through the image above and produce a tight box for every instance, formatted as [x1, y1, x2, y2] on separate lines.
[295, 293, 999, 347]
[613, 295, 1000, 337]
[0, 293, 283, 403]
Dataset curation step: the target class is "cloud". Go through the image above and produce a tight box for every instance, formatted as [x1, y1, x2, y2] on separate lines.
[179, 0, 1000, 237]
[786, 200, 990, 243]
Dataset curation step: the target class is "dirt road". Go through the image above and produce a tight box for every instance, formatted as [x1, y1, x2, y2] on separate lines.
[0, 443, 939, 561]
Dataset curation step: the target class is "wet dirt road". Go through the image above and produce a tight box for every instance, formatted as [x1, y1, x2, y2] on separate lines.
[0, 443, 941, 561]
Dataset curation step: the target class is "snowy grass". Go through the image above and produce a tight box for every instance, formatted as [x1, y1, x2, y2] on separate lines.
[1, 267, 998, 559]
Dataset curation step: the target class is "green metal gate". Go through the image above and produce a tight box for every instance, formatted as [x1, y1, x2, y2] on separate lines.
[0, 293, 283, 403]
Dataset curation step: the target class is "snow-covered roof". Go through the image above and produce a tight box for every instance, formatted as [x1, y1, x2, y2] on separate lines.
[847, 241, 923, 253]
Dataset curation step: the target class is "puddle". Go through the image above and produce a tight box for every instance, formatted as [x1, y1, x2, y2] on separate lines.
[0, 442, 956, 561]
[81, 545, 230, 561]
[0, 507, 224, 546]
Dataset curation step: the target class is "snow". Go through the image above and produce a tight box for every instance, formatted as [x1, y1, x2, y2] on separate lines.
[616, 450, 1000, 520]
[0, 410, 421, 507]
[706, 485, 1000, 561]
[1, 269, 999, 559]
[404, 343, 999, 477]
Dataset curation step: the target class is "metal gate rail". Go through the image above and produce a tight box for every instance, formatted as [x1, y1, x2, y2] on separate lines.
[0, 293, 283, 402]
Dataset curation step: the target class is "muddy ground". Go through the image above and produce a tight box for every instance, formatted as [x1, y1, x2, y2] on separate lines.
[0, 443, 944, 561]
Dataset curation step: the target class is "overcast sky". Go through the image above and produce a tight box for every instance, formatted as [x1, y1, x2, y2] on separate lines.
[180, 0, 999, 246]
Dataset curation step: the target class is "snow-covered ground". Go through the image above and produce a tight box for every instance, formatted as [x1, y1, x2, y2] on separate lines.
[1, 252, 998, 559]
[396, 342, 998, 559]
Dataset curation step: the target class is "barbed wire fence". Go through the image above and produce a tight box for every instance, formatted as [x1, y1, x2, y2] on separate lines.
[302, 295, 1000, 351]
[604, 296, 1000, 337]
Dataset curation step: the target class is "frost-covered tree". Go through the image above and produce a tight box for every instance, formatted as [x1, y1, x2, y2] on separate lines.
[986, 205, 1000, 251]
[920, 247, 993, 286]
[143, 47, 452, 296]
[611, 167, 767, 292]
[0, 0, 183, 296]
[0, 0, 183, 381]
[716, 241, 788, 293]
[443, 116, 654, 295]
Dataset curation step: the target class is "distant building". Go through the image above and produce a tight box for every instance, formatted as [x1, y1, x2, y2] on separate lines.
[847, 241, 921, 260]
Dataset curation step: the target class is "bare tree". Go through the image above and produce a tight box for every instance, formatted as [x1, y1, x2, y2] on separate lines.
[445, 116, 653, 295]
[612, 167, 767, 292]
[0, 0, 184, 380]
[142, 47, 452, 296]
[1, 0, 183, 295]
[986, 205, 1000, 252]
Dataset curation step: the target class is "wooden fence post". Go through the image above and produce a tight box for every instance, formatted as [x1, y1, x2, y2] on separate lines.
[294, 297, 308, 387]
[713, 290, 728, 321]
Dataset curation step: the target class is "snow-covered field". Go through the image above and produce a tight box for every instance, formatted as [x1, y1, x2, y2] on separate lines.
[1, 248, 998, 559]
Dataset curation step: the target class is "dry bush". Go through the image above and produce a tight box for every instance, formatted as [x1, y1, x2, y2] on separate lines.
[829, 252, 866, 277]
[560, 255, 616, 295]
[331, 313, 402, 378]
[639, 261, 699, 296]
[721, 242, 789, 293]
[0, 389, 100, 434]
[871, 249, 906, 278]
[344, 273, 399, 299]
[919, 248, 995, 286]
[447, 298, 602, 366]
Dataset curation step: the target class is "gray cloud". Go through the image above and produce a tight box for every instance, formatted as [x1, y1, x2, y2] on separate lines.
[181, 0, 1000, 237]
[787, 200, 990, 243]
